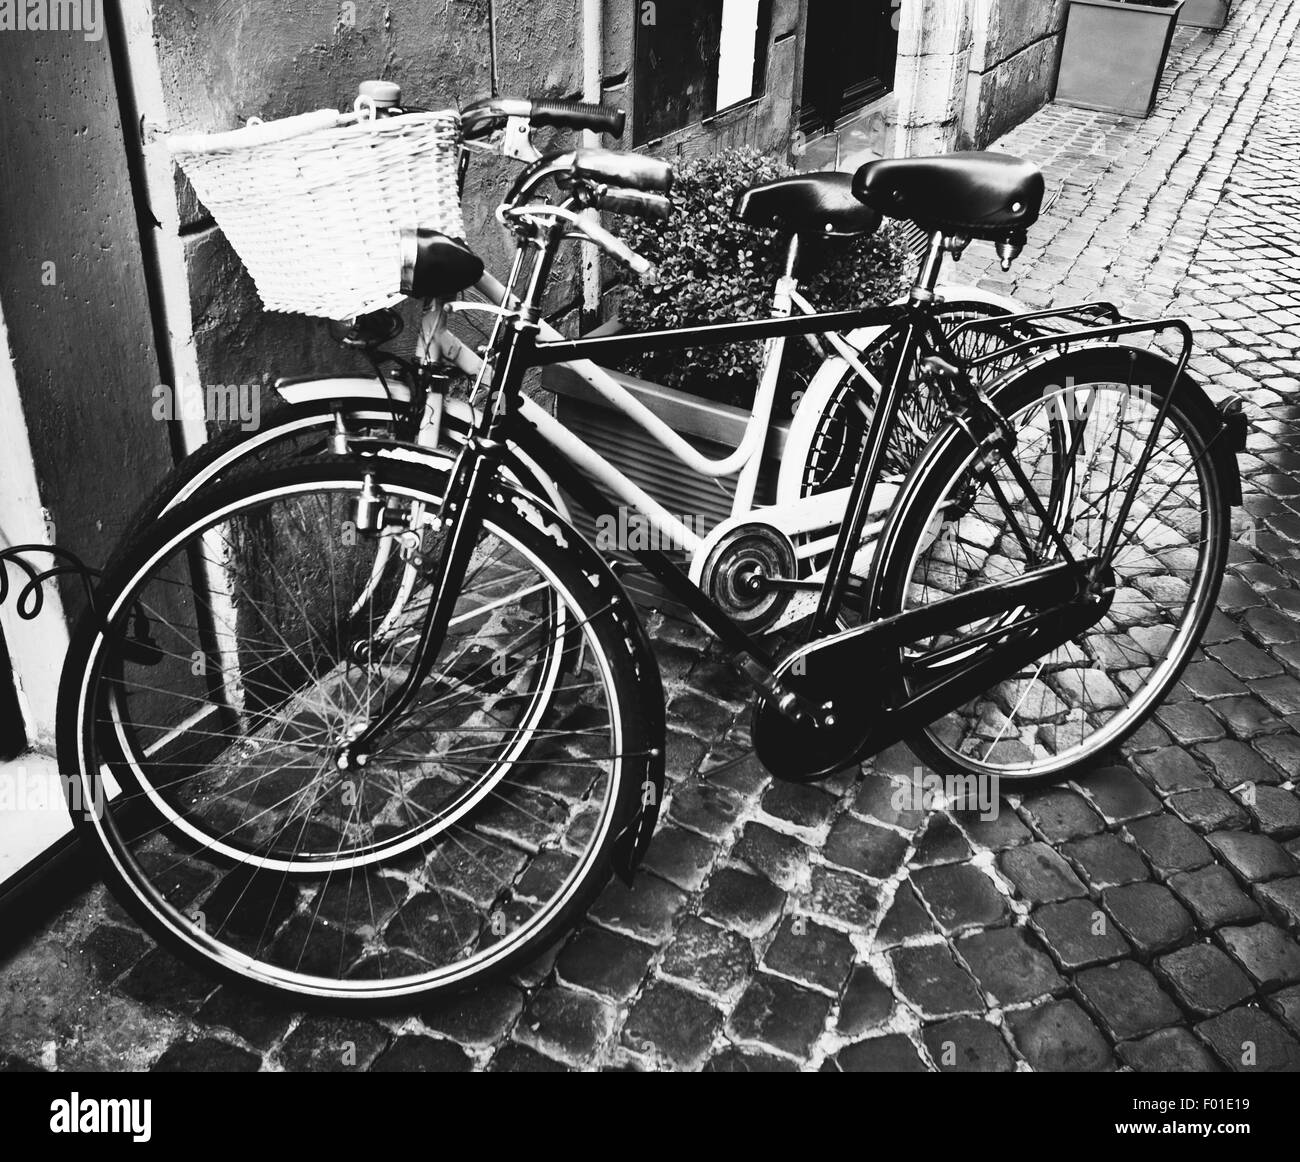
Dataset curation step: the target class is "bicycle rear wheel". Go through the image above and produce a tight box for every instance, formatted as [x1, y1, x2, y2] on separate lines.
[59, 459, 653, 1004]
[794, 301, 1032, 497]
[870, 347, 1231, 782]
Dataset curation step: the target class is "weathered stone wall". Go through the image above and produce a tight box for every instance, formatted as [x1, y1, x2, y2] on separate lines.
[962, 0, 1068, 148]
[155, 0, 807, 393]
[0, 27, 173, 603]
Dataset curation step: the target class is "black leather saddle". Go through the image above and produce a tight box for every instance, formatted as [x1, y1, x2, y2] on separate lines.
[852, 152, 1045, 241]
[733, 172, 881, 238]
[400, 228, 485, 300]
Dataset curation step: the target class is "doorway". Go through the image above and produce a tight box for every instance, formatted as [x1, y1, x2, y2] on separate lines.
[0, 627, 24, 760]
[799, 0, 900, 136]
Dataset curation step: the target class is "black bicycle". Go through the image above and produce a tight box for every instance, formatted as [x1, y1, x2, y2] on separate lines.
[59, 147, 1245, 1005]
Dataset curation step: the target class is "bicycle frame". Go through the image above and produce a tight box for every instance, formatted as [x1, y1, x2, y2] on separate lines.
[342, 227, 1100, 758]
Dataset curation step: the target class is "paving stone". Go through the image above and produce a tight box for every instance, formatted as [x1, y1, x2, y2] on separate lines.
[728, 973, 831, 1060]
[659, 916, 752, 1000]
[555, 926, 655, 1000]
[79, 925, 149, 984]
[836, 965, 894, 1036]
[1256, 877, 1300, 933]
[873, 880, 936, 947]
[622, 981, 723, 1070]
[1242, 787, 1300, 839]
[956, 926, 1064, 1005]
[732, 822, 809, 891]
[954, 805, 1033, 850]
[1208, 639, 1283, 680]
[1218, 923, 1300, 992]
[1179, 659, 1248, 699]
[667, 692, 736, 737]
[1206, 830, 1297, 883]
[822, 814, 909, 879]
[763, 917, 854, 994]
[1075, 959, 1183, 1041]
[999, 841, 1089, 903]
[701, 750, 770, 798]
[1126, 814, 1214, 878]
[420, 981, 524, 1045]
[1061, 833, 1149, 889]
[1019, 789, 1105, 842]
[1154, 700, 1227, 746]
[1267, 984, 1300, 1037]
[151, 1038, 261, 1073]
[1032, 898, 1133, 971]
[665, 730, 706, 781]
[1196, 1006, 1300, 1072]
[1102, 882, 1195, 958]
[760, 781, 838, 831]
[911, 815, 973, 866]
[1117, 1027, 1222, 1073]
[807, 865, 880, 929]
[370, 1035, 472, 1072]
[667, 781, 744, 839]
[1157, 942, 1255, 1017]
[700, 867, 786, 938]
[639, 825, 718, 891]
[589, 873, 688, 943]
[911, 863, 1011, 934]
[278, 1016, 389, 1072]
[702, 1048, 798, 1072]
[196, 986, 295, 1050]
[1134, 748, 1214, 792]
[852, 771, 926, 830]
[117, 948, 216, 1015]
[1254, 733, 1300, 778]
[1209, 695, 1287, 737]
[489, 1043, 568, 1072]
[515, 985, 615, 1066]
[1244, 606, 1300, 645]
[890, 944, 983, 1018]
[1254, 674, 1300, 716]
[830, 1034, 928, 1072]
[1197, 739, 1285, 789]
[1075, 766, 1162, 824]
[923, 1017, 1014, 1073]
[1169, 788, 1251, 833]
[1169, 863, 1262, 929]
[1007, 999, 1114, 1073]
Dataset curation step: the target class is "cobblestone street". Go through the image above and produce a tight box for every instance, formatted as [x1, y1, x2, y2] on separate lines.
[7, 0, 1300, 1072]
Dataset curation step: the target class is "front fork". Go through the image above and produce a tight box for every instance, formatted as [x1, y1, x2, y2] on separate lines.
[339, 431, 509, 769]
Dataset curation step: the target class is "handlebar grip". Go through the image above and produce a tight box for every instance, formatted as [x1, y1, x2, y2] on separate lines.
[591, 188, 672, 224]
[529, 98, 625, 139]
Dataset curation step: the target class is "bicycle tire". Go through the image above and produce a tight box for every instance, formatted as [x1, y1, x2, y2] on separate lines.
[869, 346, 1231, 783]
[58, 457, 657, 1006]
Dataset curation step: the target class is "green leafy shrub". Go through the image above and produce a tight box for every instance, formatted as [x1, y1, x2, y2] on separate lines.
[612, 147, 911, 410]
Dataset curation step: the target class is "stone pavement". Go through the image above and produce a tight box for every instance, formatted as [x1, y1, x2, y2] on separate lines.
[6, 0, 1300, 1073]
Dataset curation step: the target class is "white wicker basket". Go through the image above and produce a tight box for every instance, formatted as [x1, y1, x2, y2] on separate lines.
[168, 106, 465, 320]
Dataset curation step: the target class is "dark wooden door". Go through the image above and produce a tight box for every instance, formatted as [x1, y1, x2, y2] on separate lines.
[0, 627, 23, 759]
[800, 0, 899, 135]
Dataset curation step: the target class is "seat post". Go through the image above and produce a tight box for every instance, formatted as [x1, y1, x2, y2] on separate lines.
[910, 231, 946, 302]
[782, 234, 801, 282]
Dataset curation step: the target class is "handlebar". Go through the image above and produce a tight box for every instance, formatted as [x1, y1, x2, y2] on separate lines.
[589, 187, 672, 224]
[461, 95, 625, 141]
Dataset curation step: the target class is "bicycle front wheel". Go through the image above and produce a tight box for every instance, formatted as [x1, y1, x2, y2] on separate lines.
[870, 347, 1231, 783]
[60, 459, 653, 1004]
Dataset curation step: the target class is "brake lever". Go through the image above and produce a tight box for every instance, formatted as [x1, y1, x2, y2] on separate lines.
[502, 115, 542, 163]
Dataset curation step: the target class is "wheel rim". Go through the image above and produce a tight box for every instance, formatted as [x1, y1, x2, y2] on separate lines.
[893, 378, 1223, 779]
